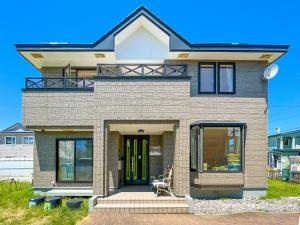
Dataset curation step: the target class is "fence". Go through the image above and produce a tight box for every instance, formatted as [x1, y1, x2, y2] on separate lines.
[268, 169, 300, 183]
[0, 158, 33, 178]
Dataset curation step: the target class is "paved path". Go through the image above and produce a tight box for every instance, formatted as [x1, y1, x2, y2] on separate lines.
[81, 212, 300, 225]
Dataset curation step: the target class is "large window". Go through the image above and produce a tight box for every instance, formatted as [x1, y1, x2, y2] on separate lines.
[198, 63, 216, 93]
[57, 139, 93, 182]
[5, 136, 16, 145]
[190, 123, 245, 172]
[218, 63, 235, 94]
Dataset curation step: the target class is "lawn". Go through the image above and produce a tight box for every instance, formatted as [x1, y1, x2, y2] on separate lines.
[0, 182, 88, 225]
[262, 179, 300, 199]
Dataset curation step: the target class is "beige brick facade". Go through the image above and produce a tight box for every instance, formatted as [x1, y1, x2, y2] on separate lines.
[23, 61, 268, 197]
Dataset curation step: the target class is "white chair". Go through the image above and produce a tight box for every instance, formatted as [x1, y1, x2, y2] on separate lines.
[152, 164, 175, 198]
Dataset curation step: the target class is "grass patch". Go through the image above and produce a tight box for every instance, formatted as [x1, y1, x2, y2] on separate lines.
[261, 179, 300, 199]
[0, 182, 88, 225]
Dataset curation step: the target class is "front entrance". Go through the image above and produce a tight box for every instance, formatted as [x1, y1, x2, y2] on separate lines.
[124, 135, 149, 184]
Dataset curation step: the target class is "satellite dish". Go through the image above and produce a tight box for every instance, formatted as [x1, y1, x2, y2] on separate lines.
[263, 64, 279, 80]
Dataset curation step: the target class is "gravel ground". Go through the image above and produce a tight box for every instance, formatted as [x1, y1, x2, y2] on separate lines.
[193, 197, 300, 215]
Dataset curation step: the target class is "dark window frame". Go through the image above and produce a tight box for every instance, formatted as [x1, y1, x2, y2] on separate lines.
[56, 138, 93, 183]
[295, 137, 300, 147]
[190, 126, 200, 171]
[190, 123, 246, 173]
[217, 62, 236, 94]
[198, 62, 217, 94]
[283, 137, 292, 148]
[5, 136, 16, 145]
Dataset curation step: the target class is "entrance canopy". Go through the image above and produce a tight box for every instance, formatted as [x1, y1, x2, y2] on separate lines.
[109, 122, 174, 135]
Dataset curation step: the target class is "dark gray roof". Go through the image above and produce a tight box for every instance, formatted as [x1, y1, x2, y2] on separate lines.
[1, 123, 33, 134]
[269, 128, 300, 138]
[15, 6, 289, 53]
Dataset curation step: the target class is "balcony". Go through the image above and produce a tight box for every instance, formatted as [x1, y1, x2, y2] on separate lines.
[24, 64, 187, 89]
[25, 77, 94, 89]
[97, 64, 187, 76]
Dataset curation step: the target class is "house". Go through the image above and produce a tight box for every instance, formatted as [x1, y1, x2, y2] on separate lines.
[268, 128, 300, 170]
[16, 6, 288, 212]
[0, 123, 33, 178]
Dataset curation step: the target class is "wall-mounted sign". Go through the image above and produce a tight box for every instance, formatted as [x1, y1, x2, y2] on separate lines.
[149, 146, 161, 156]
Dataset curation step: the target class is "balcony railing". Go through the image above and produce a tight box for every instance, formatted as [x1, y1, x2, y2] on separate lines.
[97, 64, 187, 76]
[25, 64, 187, 89]
[25, 77, 94, 89]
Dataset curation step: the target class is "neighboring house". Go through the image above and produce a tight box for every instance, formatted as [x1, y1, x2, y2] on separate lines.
[0, 123, 33, 177]
[16, 5, 288, 203]
[268, 128, 300, 170]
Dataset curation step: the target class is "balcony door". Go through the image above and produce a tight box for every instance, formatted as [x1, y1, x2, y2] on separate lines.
[124, 135, 149, 184]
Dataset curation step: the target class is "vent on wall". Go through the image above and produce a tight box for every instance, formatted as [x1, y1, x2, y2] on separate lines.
[177, 53, 189, 59]
[259, 54, 273, 60]
[31, 53, 44, 58]
[94, 53, 105, 58]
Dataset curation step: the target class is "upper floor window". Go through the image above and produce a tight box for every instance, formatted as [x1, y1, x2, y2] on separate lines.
[5, 136, 16, 145]
[295, 137, 300, 148]
[23, 136, 34, 145]
[283, 137, 292, 148]
[277, 138, 281, 148]
[198, 63, 216, 94]
[198, 62, 236, 94]
[218, 63, 235, 94]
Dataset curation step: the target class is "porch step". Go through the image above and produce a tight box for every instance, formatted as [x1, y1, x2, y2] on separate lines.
[93, 202, 189, 214]
[93, 197, 190, 214]
[97, 198, 187, 205]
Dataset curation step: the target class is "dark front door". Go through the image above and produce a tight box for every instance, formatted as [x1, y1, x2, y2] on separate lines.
[124, 135, 149, 184]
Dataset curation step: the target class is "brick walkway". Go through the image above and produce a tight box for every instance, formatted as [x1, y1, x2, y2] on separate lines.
[81, 212, 300, 225]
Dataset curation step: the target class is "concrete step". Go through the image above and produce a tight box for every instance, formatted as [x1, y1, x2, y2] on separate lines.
[46, 188, 93, 197]
[93, 203, 190, 214]
[97, 198, 186, 205]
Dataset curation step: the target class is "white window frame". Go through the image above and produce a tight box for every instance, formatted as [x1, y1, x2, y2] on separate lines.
[5, 136, 16, 145]
[23, 136, 34, 145]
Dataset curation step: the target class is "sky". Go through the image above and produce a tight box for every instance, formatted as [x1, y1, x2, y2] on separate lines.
[0, 0, 299, 134]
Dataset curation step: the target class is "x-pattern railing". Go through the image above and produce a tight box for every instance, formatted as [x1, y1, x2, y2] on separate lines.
[97, 64, 187, 76]
[25, 77, 94, 89]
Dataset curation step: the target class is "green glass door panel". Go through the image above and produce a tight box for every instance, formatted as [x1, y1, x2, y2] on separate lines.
[126, 139, 131, 181]
[142, 139, 147, 180]
[124, 136, 149, 184]
[134, 139, 137, 180]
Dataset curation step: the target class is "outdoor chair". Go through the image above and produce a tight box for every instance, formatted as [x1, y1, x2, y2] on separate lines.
[152, 164, 175, 198]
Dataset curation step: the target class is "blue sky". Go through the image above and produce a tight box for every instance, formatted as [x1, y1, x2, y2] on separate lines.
[0, 0, 299, 134]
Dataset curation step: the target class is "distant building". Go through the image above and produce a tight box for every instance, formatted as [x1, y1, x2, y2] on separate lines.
[0, 123, 33, 158]
[268, 128, 300, 170]
[0, 123, 33, 178]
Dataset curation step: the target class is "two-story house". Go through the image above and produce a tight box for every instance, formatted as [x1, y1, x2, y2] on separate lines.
[16, 6, 288, 212]
[0, 123, 33, 159]
[268, 128, 300, 170]
[0, 123, 33, 178]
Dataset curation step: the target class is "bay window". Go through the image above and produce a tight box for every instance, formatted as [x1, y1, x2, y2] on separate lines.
[57, 139, 93, 182]
[190, 122, 245, 172]
[190, 126, 199, 171]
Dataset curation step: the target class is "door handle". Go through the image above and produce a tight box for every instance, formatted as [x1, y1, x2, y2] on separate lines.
[131, 156, 134, 173]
